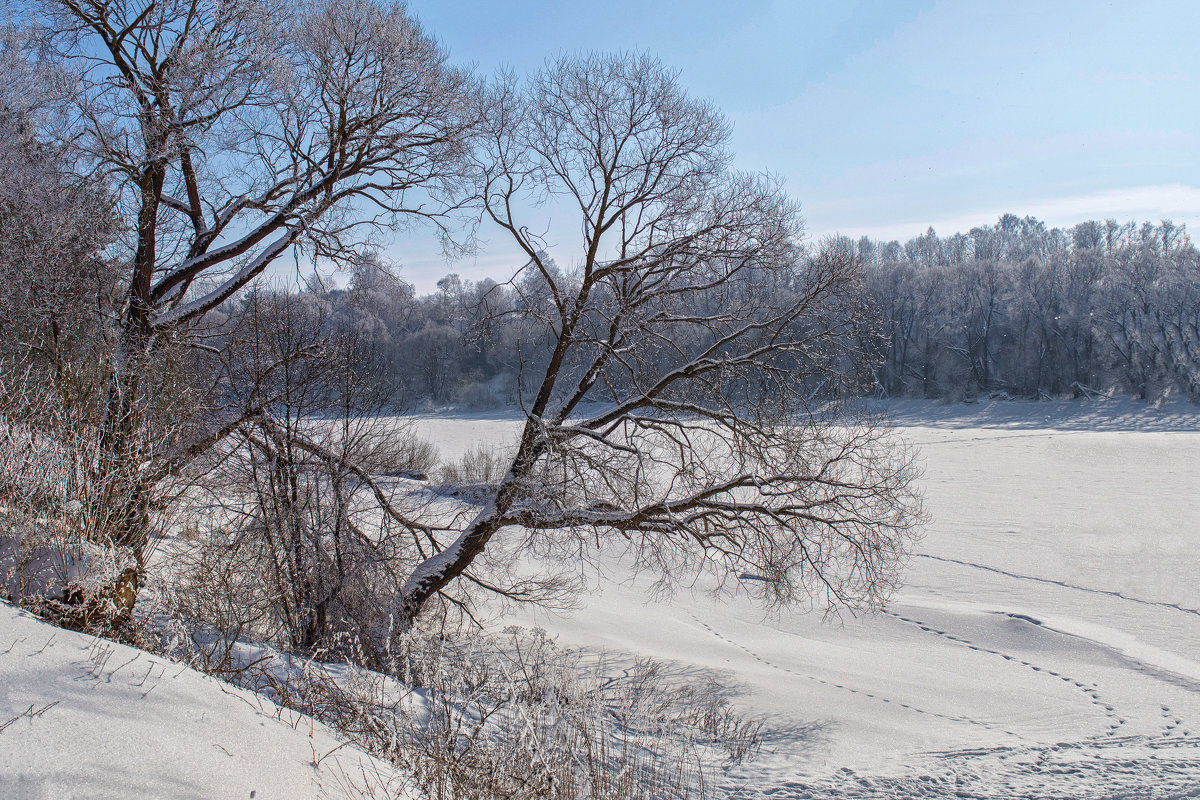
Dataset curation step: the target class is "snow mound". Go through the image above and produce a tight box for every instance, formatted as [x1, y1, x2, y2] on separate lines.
[0, 602, 409, 800]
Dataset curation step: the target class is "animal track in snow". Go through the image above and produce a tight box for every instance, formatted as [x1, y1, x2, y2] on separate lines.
[689, 614, 1022, 739]
[913, 554, 1200, 618]
[882, 608, 1128, 739]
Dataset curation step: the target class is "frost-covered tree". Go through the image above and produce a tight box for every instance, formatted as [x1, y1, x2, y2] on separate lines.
[862, 216, 1200, 402]
[0, 29, 135, 614]
[0, 26, 117, 399]
[31, 0, 480, 570]
[388, 54, 926, 628]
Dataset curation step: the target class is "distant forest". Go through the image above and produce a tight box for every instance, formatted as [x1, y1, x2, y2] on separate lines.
[305, 215, 1200, 407]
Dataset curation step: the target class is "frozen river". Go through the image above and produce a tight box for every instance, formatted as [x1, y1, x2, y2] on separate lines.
[410, 399, 1200, 798]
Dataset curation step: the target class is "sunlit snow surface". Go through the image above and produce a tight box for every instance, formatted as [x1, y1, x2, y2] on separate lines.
[3, 399, 1199, 799]
[415, 399, 1200, 798]
[0, 611, 407, 799]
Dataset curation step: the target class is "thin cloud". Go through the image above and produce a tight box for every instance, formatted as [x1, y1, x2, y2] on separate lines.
[822, 184, 1200, 242]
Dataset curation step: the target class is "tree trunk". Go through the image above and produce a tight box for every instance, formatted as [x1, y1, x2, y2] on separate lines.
[96, 162, 165, 565]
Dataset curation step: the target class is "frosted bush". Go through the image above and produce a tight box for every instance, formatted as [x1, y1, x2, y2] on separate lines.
[246, 624, 763, 800]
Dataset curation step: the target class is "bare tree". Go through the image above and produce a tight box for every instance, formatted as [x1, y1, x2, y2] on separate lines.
[33, 0, 480, 567]
[389, 54, 925, 628]
[0, 26, 117, 412]
[0, 33, 133, 620]
[182, 288, 439, 654]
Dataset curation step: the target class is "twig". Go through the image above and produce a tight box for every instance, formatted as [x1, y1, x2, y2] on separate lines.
[0, 701, 60, 734]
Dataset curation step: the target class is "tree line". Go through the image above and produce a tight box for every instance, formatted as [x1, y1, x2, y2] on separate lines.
[300, 214, 1200, 409]
[859, 215, 1200, 403]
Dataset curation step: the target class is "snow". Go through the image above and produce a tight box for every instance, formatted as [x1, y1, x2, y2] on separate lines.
[409, 399, 1200, 797]
[4, 398, 1199, 798]
[0, 603, 410, 800]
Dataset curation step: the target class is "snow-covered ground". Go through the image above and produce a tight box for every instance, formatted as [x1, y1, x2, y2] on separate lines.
[413, 399, 1200, 798]
[0, 603, 409, 800]
[3, 398, 1198, 799]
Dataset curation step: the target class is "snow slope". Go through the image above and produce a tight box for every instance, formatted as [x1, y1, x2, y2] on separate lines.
[411, 400, 1200, 798]
[0, 603, 409, 800]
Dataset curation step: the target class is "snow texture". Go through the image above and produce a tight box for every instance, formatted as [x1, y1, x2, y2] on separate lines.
[3, 398, 1200, 799]
[409, 399, 1200, 798]
[0, 603, 409, 800]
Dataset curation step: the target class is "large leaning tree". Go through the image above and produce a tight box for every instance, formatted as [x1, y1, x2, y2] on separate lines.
[387, 54, 925, 628]
[29, 0, 479, 568]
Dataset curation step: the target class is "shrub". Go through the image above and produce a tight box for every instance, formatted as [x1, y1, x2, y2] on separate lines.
[243, 624, 763, 800]
[438, 443, 511, 487]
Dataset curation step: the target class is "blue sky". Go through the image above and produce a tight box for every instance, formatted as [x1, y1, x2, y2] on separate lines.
[393, 0, 1199, 290]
